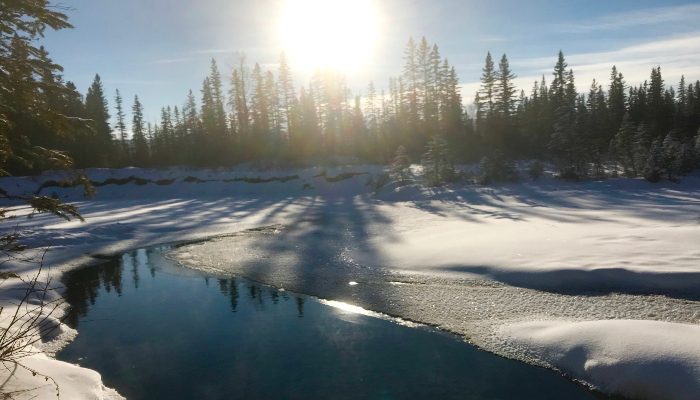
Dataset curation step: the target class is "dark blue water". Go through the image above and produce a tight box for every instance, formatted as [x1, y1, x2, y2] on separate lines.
[57, 247, 609, 400]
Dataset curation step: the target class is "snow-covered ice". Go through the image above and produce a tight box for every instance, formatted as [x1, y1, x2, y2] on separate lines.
[1, 165, 699, 399]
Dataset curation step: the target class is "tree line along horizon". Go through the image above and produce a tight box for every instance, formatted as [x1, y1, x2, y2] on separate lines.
[2, 7, 700, 182]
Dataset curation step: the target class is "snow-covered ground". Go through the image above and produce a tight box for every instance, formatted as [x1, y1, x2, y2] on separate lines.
[1, 165, 699, 399]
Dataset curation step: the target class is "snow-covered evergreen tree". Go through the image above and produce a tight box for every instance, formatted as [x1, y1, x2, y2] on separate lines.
[661, 131, 683, 178]
[632, 123, 652, 175]
[479, 150, 518, 183]
[643, 140, 663, 182]
[390, 145, 411, 182]
[610, 114, 636, 176]
[422, 136, 454, 186]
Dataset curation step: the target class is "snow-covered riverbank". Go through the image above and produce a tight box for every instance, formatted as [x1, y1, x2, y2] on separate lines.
[1, 166, 699, 399]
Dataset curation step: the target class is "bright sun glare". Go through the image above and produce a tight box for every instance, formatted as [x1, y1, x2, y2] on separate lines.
[279, 0, 380, 73]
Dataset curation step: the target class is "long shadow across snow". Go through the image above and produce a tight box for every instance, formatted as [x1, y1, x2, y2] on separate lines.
[218, 192, 399, 305]
[400, 178, 700, 225]
[432, 264, 700, 301]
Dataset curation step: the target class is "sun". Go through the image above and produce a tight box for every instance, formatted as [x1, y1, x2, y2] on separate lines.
[278, 0, 381, 73]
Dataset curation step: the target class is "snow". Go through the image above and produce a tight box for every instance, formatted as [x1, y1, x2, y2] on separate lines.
[0, 353, 124, 400]
[499, 320, 700, 400]
[1, 165, 699, 399]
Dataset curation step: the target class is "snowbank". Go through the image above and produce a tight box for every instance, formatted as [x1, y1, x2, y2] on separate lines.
[499, 320, 700, 400]
[0, 353, 124, 400]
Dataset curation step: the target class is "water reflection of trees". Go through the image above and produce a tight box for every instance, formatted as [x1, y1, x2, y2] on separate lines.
[213, 278, 304, 316]
[62, 250, 307, 328]
[62, 257, 123, 328]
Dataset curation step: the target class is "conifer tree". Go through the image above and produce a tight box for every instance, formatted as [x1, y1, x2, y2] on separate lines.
[495, 54, 516, 118]
[295, 86, 320, 159]
[208, 59, 228, 134]
[661, 131, 683, 178]
[646, 67, 673, 138]
[365, 81, 379, 135]
[441, 61, 464, 141]
[608, 66, 626, 133]
[265, 70, 281, 139]
[278, 52, 296, 140]
[586, 79, 609, 156]
[551, 51, 568, 109]
[157, 106, 174, 164]
[422, 135, 454, 185]
[643, 139, 663, 182]
[390, 145, 411, 182]
[425, 43, 442, 131]
[611, 114, 636, 175]
[677, 75, 687, 112]
[182, 89, 199, 152]
[131, 95, 149, 166]
[402, 37, 419, 131]
[229, 57, 250, 144]
[0, 0, 73, 175]
[416, 37, 431, 121]
[84, 74, 112, 165]
[632, 123, 652, 174]
[250, 63, 270, 158]
[475, 52, 496, 132]
[114, 89, 128, 155]
[8, 29, 699, 177]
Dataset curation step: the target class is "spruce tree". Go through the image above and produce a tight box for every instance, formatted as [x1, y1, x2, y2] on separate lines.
[425, 43, 442, 131]
[229, 57, 250, 144]
[611, 114, 636, 175]
[479, 150, 517, 183]
[208, 59, 227, 134]
[416, 37, 431, 122]
[250, 63, 270, 158]
[278, 52, 296, 141]
[183, 89, 199, 158]
[632, 123, 652, 174]
[422, 135, 454, 186]
[402, 37, 419, 131]
[550, 100, 577, 177]
[643, 139, 663, 182]
[608, 66, 626, 134]
[390, 145, 411, 182]
[661, 131, 683, 178]
[131, 95, 149, 166]
[551, 51, 568, 109]
[365, 81, 379, 136]
[84, 74, 112, 165]
[475, 52, 496, 132]
[265, 70, 281, 139]
[441, 61, 464, 140]
[677, 75, 687, 112]
[0, 0, 72, 174]
[495, 54, 516, 118]
[114, 89, 128, 155]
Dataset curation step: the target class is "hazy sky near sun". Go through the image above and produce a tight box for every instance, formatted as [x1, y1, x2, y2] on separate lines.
[42, 0, 700, 123]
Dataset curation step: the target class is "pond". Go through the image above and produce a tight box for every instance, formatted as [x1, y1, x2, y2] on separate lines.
[57, 247, 610, 400]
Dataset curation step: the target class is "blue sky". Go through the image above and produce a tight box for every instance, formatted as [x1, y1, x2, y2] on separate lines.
[42, 0, 700, 124]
